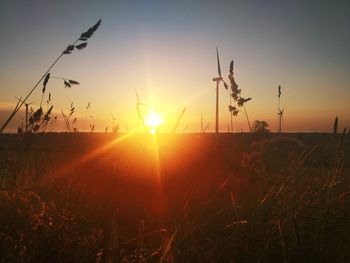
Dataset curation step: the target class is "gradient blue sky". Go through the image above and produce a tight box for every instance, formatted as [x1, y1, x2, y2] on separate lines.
[0, 0, 349, 132]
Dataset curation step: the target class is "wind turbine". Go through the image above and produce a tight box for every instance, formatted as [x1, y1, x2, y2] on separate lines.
[135, 90, 147, 131]
[212, 47, 226, 133]
[15, 97, 36, 133]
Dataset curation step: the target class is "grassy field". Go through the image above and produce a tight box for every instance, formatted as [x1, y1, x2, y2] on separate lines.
[0, 132, 349, 262]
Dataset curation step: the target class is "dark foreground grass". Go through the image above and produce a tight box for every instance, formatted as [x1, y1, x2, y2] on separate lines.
[0, 133, 349, 262]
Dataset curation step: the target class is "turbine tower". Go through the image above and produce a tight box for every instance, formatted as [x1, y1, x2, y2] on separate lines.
[135, 90, 147, 132]
[15, 97, 35, 133]
[213, 47, 223, 133]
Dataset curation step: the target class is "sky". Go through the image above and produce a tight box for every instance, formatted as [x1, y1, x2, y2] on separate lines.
[0, 0, 349, 133]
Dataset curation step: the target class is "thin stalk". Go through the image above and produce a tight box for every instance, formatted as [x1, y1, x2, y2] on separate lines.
[61, 110, 71, 132]
[277, 220, 288, 263]
[0, 54, 62, 133]
[225, 87, 234, 133]
[106, 209, 119, 263]
[243, 105, 252, 132]
[39, 91, 45, 108]
[0, 38, 80, 133]
[277, 96, 280, 133]
[230, 95, 233, 133]
[204, 122, 209, 133]
[172, 107, 186, 133]
[136, 104, 146, 132]
[200, 112, 203, 133]
[277, 86, 283, 133]
[136, 220, 144, 263]
[50, 76, 67, 80]
[278, 96, 283, 133]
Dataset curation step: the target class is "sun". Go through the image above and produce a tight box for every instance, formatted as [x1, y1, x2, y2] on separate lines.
[144, 111, 164, 134]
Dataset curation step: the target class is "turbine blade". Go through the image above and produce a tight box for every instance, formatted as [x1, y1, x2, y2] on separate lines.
[135, 90, 141, 104]
[14, 96, 25, 103]
[216, 47, 222, 78]
[14, 96, 36, 105]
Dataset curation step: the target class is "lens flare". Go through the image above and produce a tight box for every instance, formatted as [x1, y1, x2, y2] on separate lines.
[145, 111, 163, 134]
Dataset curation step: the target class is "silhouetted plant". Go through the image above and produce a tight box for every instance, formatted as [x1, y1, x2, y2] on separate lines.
[252, 120, 270, 133]
[112, 125, 119, 134]
[333, 116, 338, 136]
[50, 76, 80, 89]
[227, 61, 253, 132]
[172, 108, 186, 133]
[0, 19, 101, 133]
[26, 105, 54, 133]
[39, 74, 79, 119]
[200, 113, 209, 133]
[277, 85, 284, 133]
[40, 73, 50, 107]
[110, 114, 119, 134]
[47, 92, 51, 104]
[90, 124, 95, 133]
[61, 103, 78, 132]
[0, 190, 103, 261]
[24, 73, 79, 133]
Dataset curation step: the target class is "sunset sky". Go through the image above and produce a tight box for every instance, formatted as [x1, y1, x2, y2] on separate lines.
[0, 0, 349, 132]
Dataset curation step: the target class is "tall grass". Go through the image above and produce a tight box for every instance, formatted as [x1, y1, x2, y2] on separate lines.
[0, 129, 348, 262]
[0, 19, 101, 134]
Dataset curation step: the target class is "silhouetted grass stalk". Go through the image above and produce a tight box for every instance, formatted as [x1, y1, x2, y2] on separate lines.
[243, 105, 252, 132]
[0, 19, 101, 133]
[136, 220, 145, 263]
[106, 209, 119, 263]
[61, 111, 71, 132]
[172, 107, 186, 133]
[0, 55, 62, 133]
